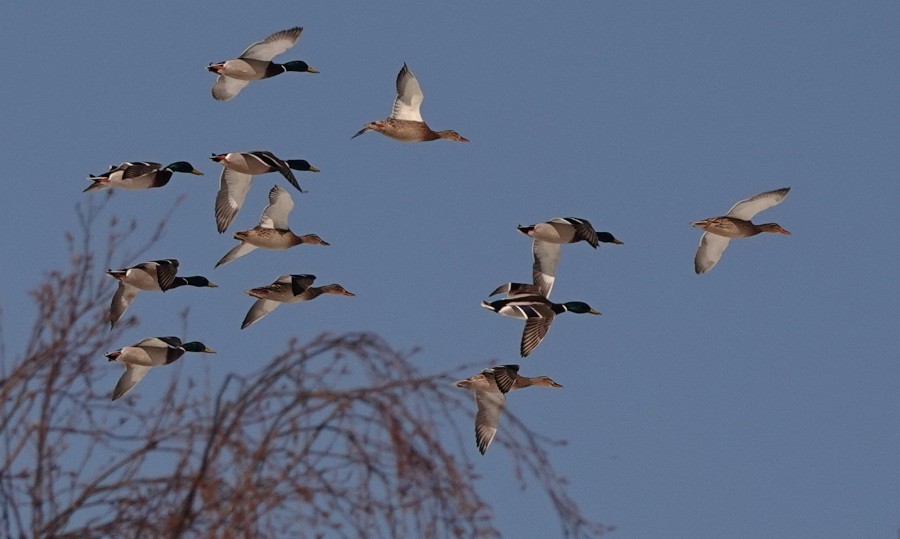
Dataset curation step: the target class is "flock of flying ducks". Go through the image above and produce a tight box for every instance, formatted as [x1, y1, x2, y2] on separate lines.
[82, 27, 792, 453]
[459, 184, 791, 453]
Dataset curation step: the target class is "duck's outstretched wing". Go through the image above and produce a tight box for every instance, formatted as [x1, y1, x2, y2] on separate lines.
[215, 167, 253, 233]
[694, 232, 730, 274]
[390, 63, 424, 122]
[531, 240, 560, 297]
[257, 185, 294, 229]
[112, 365, 150, 401]
[241, 298, 281, 329]
[215, 242, 258, 268]
[473, 387, 505, 455]
[725, 188, 791, 220]
[488, 282, 543, 297]
[212, 76, 250, 101]
[488, 365, 520, 394]
[239, 27, 303, 61]
[521, 315, 554, 357]
[110, 283, 139, 327]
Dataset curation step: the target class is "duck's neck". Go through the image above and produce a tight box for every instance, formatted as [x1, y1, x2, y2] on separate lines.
[165, 349, 186, 365]
[512, 376, 556, 390]
[264, 63, 286, 78]
[513, 377, 535, 389]
[302, 287, 326, 300]
[319, 285, 349, 296]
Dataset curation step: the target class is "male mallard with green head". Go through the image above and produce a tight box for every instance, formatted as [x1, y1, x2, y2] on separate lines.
[106, 336, 215, 400]
[211, 151, 319, 233]
[517, 217, 623, 296]
[107, 259, 217, 328]
[482, 290, 600, 357]
[83, 161, 202, 192]
[208, 27, 318, 101]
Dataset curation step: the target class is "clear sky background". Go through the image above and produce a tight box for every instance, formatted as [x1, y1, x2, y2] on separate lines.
[2, 2, 899, 537]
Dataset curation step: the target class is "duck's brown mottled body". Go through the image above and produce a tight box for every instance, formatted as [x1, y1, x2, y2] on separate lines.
[692, 217, 789, 239]
[360, 119, 466, 143]
[233, 228, 326, 250]
[352, 63, 467, 143]
[691, 187, 791, 274]
[241, 274, 353, 329]
[455, 365, 562, 454]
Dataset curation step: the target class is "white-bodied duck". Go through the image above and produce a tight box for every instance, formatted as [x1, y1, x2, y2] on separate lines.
[208, 27, 318, 101]
[107, 259, 216, 328]
[106, 336, 215, 400]
[518, 217, 623, 296]
[84, 161, 202, 192]
[211, 151, 319, 233]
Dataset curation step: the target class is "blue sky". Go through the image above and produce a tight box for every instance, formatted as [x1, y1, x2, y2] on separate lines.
[2, 1, 899, 537]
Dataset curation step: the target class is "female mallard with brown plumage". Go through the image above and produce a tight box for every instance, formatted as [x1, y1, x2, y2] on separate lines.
[215, 186, 329, 267]
[692, 187, 791, 274]
[456, 364, 562, 454]
[241, 274, 354, 329]
[351, 63, 468, 143]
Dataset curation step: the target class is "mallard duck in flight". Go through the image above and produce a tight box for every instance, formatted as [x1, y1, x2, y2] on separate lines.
[456, 364, 562, 454]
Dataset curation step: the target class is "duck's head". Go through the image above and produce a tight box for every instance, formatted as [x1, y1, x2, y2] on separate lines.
[182, 276, 218, 288]
[182, 342, 216, 354]
[759, 223, 791, 235]
[286, 159, 320, 173]
[598, 232, 624, 245]
[533, 375, 563, 388]
[436, 130, 469, 142]
[299, 234, 330, 246]
[166, 162, 204, 175]
[563, 301, 601, 315]
[323, 284, 354, 297]
[245, 286, 271, 298]
[283, 61, 318, 74]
